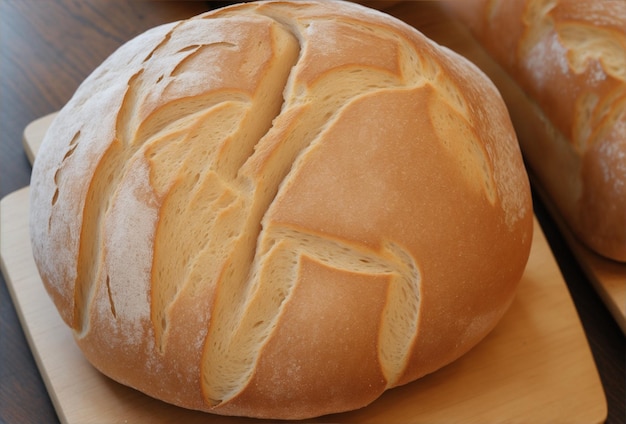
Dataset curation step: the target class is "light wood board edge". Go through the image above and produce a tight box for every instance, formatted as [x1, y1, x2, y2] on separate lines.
[530, 174, 626, 334]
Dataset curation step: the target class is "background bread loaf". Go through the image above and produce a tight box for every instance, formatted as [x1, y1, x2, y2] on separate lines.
[29, 0, 533, 419]
[444, 0, 626, 262]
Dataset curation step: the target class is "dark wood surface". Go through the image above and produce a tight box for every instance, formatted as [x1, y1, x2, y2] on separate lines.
[0, 1, 623, 423]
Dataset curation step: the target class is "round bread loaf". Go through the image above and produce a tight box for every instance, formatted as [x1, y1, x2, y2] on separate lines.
[29, 0, 533, 419]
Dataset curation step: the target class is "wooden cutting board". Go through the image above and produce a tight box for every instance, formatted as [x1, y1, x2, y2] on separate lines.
[1, 187, 607, 423]
[3, 120, 607, 422]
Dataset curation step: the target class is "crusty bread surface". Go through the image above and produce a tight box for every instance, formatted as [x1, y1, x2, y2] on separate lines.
[444, 0, 626, 262]
[29, 0, 533, 419]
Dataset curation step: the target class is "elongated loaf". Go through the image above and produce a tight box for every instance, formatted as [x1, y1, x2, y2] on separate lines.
[444, 0, 626, 262]
[29, 0, 533, 419]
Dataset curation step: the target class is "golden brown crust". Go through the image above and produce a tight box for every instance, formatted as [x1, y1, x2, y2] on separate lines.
[217, 257, 390, 419]
[445, 0, 626, 261]
[29, 0, 533, 419]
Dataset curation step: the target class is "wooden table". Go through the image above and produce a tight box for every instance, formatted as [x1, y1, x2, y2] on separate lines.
[0, 1, 623, 423]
